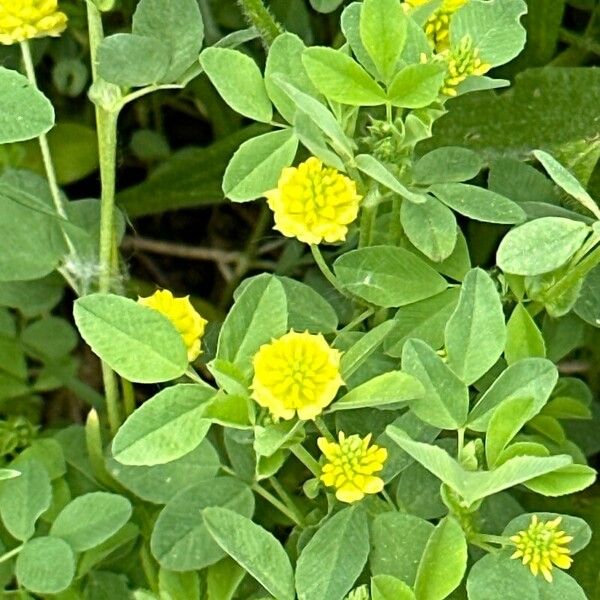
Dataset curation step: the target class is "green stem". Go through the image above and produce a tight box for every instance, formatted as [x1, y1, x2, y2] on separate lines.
[358, 203, 377, 248]
[236, 0, 283, 49]
[121, 378, 136, 417]
[85, 409, 114, 487]
[252, 482, 303, 527]
[390, 196, 402, 246]
[290, 443, 321, 477]
[20, 40, 78, 267]
[0, 544, 24, 565]
[314, 416, 335, 442]
[268, 477, 306, 526]
[86, 1, 121, 435]
[457, 427, 465, 459]
[381, 488, 397, 511]
[310, 245, 352, 300]
[339, 308, 374, 333]
[185, 367, 206, 384]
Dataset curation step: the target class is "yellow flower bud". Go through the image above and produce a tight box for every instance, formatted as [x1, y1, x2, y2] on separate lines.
[319, 432, 387, 504]
[138, 289, 207, 362]
[0, 0, 68, 45]
[510, 515, 574, 583]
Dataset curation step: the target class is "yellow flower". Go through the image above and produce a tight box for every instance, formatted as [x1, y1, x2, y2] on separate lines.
[441, 36, 491, 96]
[251, 330, 343, 421]
[265, 157, 361, 245]
[404, 0, 468, 52]
[319, 432, 388, 504]
[138, 289, 207, 362]
[0, 0, 68, 45]
[510, 515, 573, 583]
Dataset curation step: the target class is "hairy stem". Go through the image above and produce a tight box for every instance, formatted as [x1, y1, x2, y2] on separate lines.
[86, 1, 121, 435]
[236, 0, 283, 48]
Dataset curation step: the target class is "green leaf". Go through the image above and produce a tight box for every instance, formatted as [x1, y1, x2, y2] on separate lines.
[359, 0, 407, 82]
[505, 303, 546, 364]
[485, 396, 539, 467]
[16, 537, 75, 595]
[73, 294, 188, 383]
[203, 507, 295, 600]
[401, 196, 458, 262]
[112, 384, 214, 466]
[370, 512, 434, 585]
[21, 316, 77, 361]
[0, 458, 51, 541]
[0, 468, 19, 481]
[295, 506, 369, 600]
[310, 0, 344, 12]
[413, 147, 484, 184]
[132, 0, 204, 82]
[200, 48, 272, 123]
[371, 575, 415, 600]
[402, 339, 469, 429]
[334, 246, 447, 308]
[341, 2, 378, 76]
[387, 64, 445, 109]
[430, 183, 526, 225]
[216, 275, 288, 379]
[339, 320, 396, 379]
[106, 439, 220, 504]
[575, 263, 600, 328]
[206, 558, 245, 600]
[159, 570, 200, 600]
[332, 371, 424, 411]
[355, 154, 427, 204]
[497, 217, 589, 276]
[386, 426, 572, 505]
[265, 33, 317, 123]
[450, 0, 527, 67]
[0, 274, 63, 318]
[151, 479, 254, 571]
[445, 268, 506, 385]
[0, 67, 54, 143]
[533, 149, 600, 219]
[468, 358, 558, 431]
[222, 129, 298, 201]
[302, 47, 386, 106]
[50, 492, 132, 551]
[414, 517, 467, 600]
[270, 75, 353, 157]
[423, 68, 600, 161]
[97, 33, 170, 87]
[523, 464, 597, 496]
[0, 172, 65, 282]
[384, 288, 461, 357]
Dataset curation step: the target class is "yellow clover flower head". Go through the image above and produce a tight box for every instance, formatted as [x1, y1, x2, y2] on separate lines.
[0, 0, 68, 45]
[441, 36, 491, 96]
[251, 330, 343, 421]
[319, 432, 388, 504]
[138, 289, 207, 362]
[265, 157, 361, 245]
[510, 515, 573, 583]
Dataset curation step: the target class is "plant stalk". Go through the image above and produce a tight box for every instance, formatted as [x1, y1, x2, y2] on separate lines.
[236, 0, 283, 49]
[86, 0, 122, 435]
[0, 544, 24, 565]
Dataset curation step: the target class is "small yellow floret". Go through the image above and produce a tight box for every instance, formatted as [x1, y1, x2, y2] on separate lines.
[510, 515, 574, 583]
[0, 0, 68, 45]
[138, 289, 207, 362]
[405, 0, 468, 52]
[251, 330, 343, 421]
[265, 157, 361, 245]
[441, 36, 491, 96]
[319, 432, 387, 504]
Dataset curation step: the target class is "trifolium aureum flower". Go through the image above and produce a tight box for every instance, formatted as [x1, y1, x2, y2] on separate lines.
[510, 515, 573, 582]
[251, 330, 343, 421]
[318, 432, 388, 503]
[138, 289, 207, 362]
[0, 0, 68, 45]
[404, 0, 468, 52]
[265, 157, 361, 245]
[441, 36, 491, 96]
